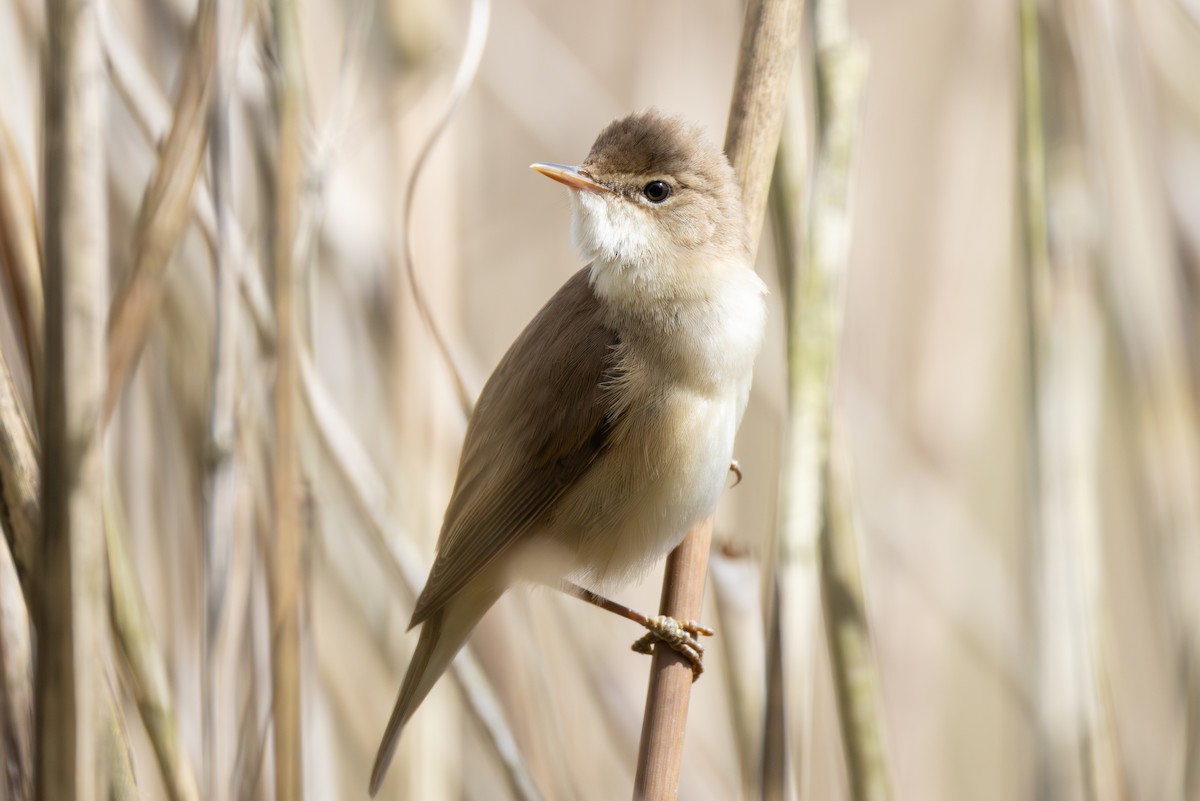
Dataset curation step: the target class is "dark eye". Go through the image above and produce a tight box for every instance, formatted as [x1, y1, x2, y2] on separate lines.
[642, 180, 671, 203]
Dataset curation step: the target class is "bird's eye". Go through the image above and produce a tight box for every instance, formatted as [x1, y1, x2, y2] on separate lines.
[642, 180, 671, 204]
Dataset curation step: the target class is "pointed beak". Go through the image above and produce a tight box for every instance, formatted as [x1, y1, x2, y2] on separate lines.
[530, 162, 612, 194]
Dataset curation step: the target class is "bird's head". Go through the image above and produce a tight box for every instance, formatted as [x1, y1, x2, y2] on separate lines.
[532, 110, 749, 308]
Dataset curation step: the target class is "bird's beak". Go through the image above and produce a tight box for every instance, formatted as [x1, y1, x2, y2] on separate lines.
[530, 162, 612, 194]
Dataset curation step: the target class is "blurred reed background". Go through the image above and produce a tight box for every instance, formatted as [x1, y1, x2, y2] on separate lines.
[1, 0, 1199, 798]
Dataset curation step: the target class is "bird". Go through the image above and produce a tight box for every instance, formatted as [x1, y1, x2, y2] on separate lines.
[370, 109, 767, 796]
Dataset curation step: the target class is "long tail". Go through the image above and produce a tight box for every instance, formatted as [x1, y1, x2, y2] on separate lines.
[369, 588, 500, 796]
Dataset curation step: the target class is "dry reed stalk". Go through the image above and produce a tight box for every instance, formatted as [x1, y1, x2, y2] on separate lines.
[103, 681, 140, 801]
[0, 528, 33, 800]
[103, 0, 217, 423]
[269, 0, 304, 792]
[1, 407, 202, 801]
[632, 1, 802, 798]
[0, 346, 38, 597]
[1021, 2, 1143, 799]
[760, 581, 788, 801]
[764, 77, 808, 801]
[771, 0, 885, 798]
[98, 9, 275, 343]
[633, 521, 716, 801]
[0, 119, 44, 421]
[36, 0, 108, 793]
[201, 0, 245, 792]
[1, 304, 202, 799]
[708, 547, 766, 800]
[293, 0, 373, 351]
[801, 3, 888, 800]
[1020, 3, 1089, 798]
[1057, 1, 1200, 795]
[106, 498, 202, 801]
[820, 428, 888, 801]
[230, 526, 270, 801]
[722, 0, 804, 241]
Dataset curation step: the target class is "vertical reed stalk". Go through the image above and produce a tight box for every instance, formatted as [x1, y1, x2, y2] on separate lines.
[633, 0, 801, 798]
[768, 1, 881, 799]
[1021, 3, 1129, 799]
[1058, 0, 1200, 794]
[633, 521, 716, 801]
[3, 297, 200, 800]
[36, 0, 108, 792]
[269, 0, 304, 793]
[202, 0, 244, 791]
[801, 2, 888, 799]
[1019, 6, 1079, 797]
[765, 73, 808, 801]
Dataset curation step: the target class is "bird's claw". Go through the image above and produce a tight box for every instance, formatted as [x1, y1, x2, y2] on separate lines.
[728, 460, 742, 487]
[631, 616, 715, 681]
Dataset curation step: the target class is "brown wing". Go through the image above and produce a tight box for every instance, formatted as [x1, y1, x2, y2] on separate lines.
[408, 268, 620, 627]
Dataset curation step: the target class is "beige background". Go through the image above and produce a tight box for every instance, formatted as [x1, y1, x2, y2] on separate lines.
[1, 0, 1197, 798]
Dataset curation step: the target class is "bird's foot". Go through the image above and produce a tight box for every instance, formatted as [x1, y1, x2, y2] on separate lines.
[631, 616, 716, 681]
[728, 460, 743, 487]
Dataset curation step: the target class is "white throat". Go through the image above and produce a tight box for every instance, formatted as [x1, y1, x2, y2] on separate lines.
[567, 188, 767, 393]
[570, 188, 664, 273]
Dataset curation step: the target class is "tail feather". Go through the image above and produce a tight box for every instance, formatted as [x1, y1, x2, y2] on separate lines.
[369, 589, 499, 796]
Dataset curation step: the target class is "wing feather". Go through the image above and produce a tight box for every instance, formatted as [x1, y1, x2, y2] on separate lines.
[408, 268, 620, 627]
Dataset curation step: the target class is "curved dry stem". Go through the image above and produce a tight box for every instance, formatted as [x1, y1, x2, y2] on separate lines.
[100, 0, 275, 342]
[0, 118, 44, 421]
[398, 0, 491, 419]
[0, 346, 39, 598]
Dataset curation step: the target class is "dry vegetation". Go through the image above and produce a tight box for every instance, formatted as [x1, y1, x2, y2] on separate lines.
[1, 0, 1199, 799]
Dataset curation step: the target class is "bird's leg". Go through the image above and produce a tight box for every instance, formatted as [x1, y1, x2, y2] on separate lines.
[559, 581, 715, 680]
[728, 460, 743, 487]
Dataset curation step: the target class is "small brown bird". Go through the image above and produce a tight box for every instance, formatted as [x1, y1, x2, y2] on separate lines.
[370, 110, 766, 795]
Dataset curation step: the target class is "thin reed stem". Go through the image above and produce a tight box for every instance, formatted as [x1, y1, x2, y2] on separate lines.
[1021, 3, 1128, 799]
[107, 497, 202, 801]
[269, 0, 305, 793]
[802, 2, 889, 799]
[633, 0, 802, 798]
[201, 0, 245, 791]
[36, 0, 108, 790]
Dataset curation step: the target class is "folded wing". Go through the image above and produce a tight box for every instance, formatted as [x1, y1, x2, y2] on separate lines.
[408, 268, 621, 627]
